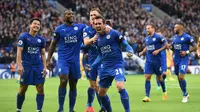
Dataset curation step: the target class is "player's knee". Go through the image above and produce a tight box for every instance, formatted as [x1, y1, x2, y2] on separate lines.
[19, 86, 28, 95]
[98, 90, 106, 96]
[116, 83, 124, 91]
[90, 81, 97, 90]
[36, 85, 44, 95]
[145, 75, 151, 80]
[178, 74, 185, 80]
[60, 79, 68, 87]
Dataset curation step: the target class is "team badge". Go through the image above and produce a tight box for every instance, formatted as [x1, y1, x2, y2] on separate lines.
[181, 38, 184, 41]
[106, 35, 110, 39]
[37, 39, 41, 43]
[74, 27, 78, 30]
[18, 40, 23, 45]
[153, 38, 156, 41]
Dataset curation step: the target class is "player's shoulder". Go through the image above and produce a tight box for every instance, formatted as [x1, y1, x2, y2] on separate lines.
[83, 25, 92, 32]
[18, 32, 29, 39]
[74, 23, 87, 29]
[37, 35, 46, 42]
[183, 33, 193, 38]
[55, 24, 65, 32]
[110, 29, 123, 38]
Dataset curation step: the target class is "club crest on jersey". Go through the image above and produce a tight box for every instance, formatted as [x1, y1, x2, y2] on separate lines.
[106, 35, 110, 39]
[18, 40, 23, 45]
[153, 38, 156, 41]
[37, 39, 41, 43]
[74, 27, 78, 30]
[181, 38, 184, 41]
[83, 32, 87, 37]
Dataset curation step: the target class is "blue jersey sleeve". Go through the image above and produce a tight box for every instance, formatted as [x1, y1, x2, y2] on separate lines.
[41, 38, 46, 48]
[115, 30, 123, 40]
[188, 35, 196, 46]
[160, 35, 167, 44]
[17, 34, 25, 47]
[83, 27, 91, 39]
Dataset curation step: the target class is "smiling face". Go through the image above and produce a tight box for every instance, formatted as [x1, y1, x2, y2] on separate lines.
[64, 9, 74, 24]
[90, 10, 101, 28]
[174, 24, 183, 34]
[95, 18, 105, 34]
[30, 20, 41, 32]
[146, 25, 155, 36]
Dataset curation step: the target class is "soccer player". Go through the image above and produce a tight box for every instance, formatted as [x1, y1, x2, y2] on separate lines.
[46, 9, 86, 112]
[153, 30, 167, 91]
[197, 37, 200, 58]
[170, 23, 197, 103]
[16, 18, 46, 112]
[139, 24, 168, 102]
[83, 8, 105, 112]
[88, 15, 133, 112]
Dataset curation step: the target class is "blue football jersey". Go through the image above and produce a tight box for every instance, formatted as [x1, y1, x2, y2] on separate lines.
[83, 25, 98, 64]
[172, 33, 195, 63]
[17, 32, 46, 66]
[54, 23, 86, 62]
[144, 33, 167, 63]
[97, 29, 123, 68]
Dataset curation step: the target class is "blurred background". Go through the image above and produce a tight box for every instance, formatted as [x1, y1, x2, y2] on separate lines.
[0, 0, 199, 79]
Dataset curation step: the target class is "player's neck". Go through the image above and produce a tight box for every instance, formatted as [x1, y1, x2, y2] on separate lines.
[29, 30, 37, 37]
[99, 30, 106, 36]
[178, 31, 184, 36]
[66, 22, 73, 26]
[149, 32, 155, 37]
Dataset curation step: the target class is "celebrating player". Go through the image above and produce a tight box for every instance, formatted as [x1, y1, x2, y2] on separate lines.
[170, 23, 197, 103]
[47, 9, 86, 112]
[87, 15, 133, 112]
[139, 24, 168, 102]
[16, 18, 46, 112]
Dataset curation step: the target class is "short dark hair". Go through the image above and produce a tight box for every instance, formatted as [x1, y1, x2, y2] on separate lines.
[90, 8, 102, 15]
[30, 18, 41, 24]
[146, 23, 156, 30]
[95, 15, 105, 24]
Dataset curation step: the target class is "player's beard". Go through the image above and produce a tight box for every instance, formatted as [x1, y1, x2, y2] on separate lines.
[174, 30, 179, 34]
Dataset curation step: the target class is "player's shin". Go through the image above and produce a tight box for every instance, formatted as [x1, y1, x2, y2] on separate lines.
[145, 80, 151, 97]
[99, 94, 112, 112]
[87, 87, 95, 107]
[58, 87, 66, 111]
[69, 89, 77, 112]
[36, 94, 44, 111]
[119, 89, 130, 112]
[17, 93, 25, 110]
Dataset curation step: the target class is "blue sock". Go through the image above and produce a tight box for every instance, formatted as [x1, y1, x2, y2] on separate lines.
[99, 95, 112, 112]
[96, 92, 104, 109]
[119, 89, 130, 112]
[58, 87, 66, 111]
[69, 89, 77, 112]
[162, 75, 166, 80]
[180, 80, 188, 96]
[145, 80, 151, 97]
[156, 78, 160, 87]
[87, 87, 95, 107]
[17, 93, 25, 109]
[159, 79, 166, 92]
[36, 94, 44, 111]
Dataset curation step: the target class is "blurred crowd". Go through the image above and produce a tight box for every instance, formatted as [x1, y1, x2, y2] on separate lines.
[0, 0, 62, 64]
[0, 0, 199, 66]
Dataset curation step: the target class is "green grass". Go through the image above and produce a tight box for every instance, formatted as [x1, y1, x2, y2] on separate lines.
[0, 75, 200, 112]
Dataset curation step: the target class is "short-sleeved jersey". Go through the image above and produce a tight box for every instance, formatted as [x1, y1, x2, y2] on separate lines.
[17, 32, 46, 66]
[97, 29, 123, 68]
[144, 33, 167, 63]
[54, 23, 86, 62]
[83, 25, 99, 64]
[172, 33, 195, 64]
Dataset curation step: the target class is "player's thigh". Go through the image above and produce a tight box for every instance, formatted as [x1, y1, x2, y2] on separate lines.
[69, 62, 81, 80]
[144, 62, 153, 75]
[34, 66, 45, 85]
[153, 62, 162, 77]
[179, 61, 189, 75]
[98, 72, 115, 89]
[87, 65, 98, 81]
[58, 60, 70, 76]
